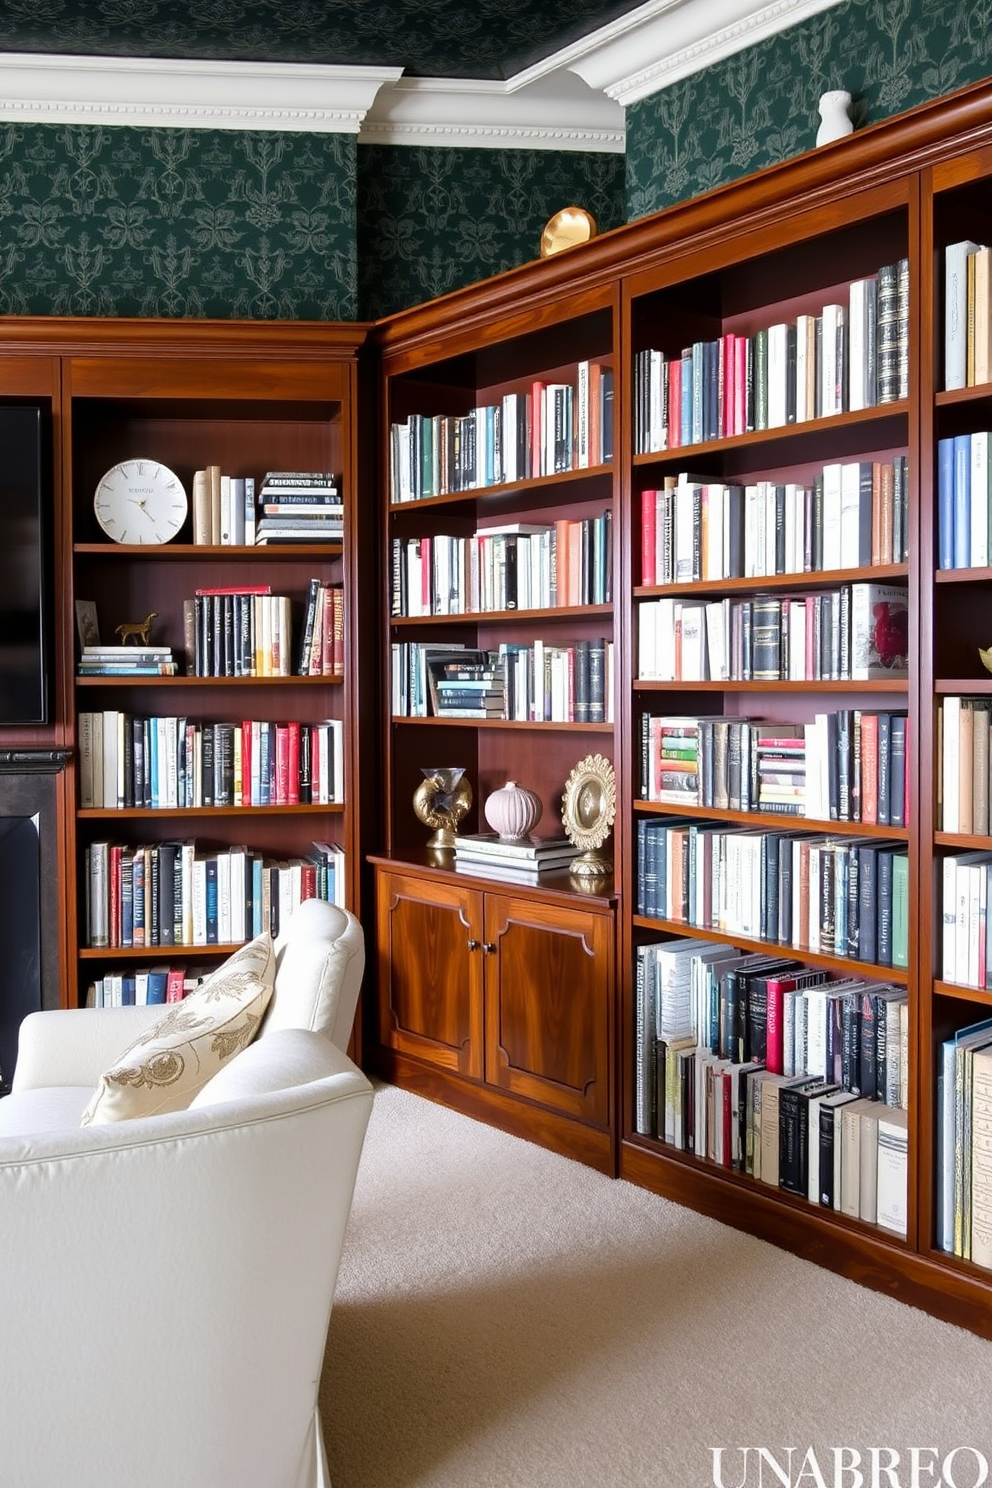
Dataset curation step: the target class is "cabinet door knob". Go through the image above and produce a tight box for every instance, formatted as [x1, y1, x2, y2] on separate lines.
[467, 939, 480, 951]
[483, 942, 496, 955]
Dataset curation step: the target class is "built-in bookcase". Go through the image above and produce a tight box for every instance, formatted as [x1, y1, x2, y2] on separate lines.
[0, 321, 371, 1056]
[371, 285, 620, 1171]
[370, 80, 992, 1337]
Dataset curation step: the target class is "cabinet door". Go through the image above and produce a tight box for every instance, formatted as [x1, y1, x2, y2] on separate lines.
[376, 869, 484, 1079]
[483, 892, 612, 1126]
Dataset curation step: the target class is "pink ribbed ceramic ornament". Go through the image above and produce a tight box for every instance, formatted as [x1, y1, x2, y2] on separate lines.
[484, 780, 542, 842]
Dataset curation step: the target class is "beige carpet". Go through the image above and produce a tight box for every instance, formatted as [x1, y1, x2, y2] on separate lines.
[321, 1083, 992, 1488]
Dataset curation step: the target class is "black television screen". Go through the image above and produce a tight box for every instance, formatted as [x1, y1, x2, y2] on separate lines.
[0, 406, 49, 725]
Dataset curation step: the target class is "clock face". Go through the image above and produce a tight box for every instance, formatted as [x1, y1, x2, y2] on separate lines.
[93, 460, 188, 545]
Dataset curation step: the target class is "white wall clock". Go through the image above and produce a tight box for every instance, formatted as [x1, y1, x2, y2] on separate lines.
[94, 459, 188, 545]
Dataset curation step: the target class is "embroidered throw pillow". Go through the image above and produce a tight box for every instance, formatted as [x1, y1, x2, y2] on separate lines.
[80, 931, 276, 1125]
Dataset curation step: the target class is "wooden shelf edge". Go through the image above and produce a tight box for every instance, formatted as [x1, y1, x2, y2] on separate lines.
[633, 802, 909, 838]
[636, 563, 909, 598]
[620, 1141, 992, 1339]
[630, 916, 908, 984]
[387, 461, 613, 512]
[631, 401, 909, 464]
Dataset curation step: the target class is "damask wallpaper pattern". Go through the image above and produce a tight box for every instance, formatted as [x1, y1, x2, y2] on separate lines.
[356, 145, 626, 320]
[625, 0, 992, 218]
[0, 123, 357, 320]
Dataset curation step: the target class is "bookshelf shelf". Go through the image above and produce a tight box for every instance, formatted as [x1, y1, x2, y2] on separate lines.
[933, 981, 992, 1007]
[634, 678, 910, 694]
[73, 542, 343, 557]
[78, 943, 246, 962]
[388, 462, 612, 514]
[635, 563, 909, 599]
[634, 801, 910, 838]
[390, 603, 612, 627]
[630, 915, 910, 983]
[391, 716, 612, 731]
[78, 803, 345, 820]
[76, 674, 344, 688]
[631, 401, 910, 466]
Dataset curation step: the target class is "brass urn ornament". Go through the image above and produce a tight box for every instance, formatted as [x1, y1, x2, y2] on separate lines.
[561, 753, 616, 878]
[413, 767, 473, 849]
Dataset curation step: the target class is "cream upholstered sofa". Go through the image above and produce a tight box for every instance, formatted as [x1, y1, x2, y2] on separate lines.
[0, 899, 372, 1488]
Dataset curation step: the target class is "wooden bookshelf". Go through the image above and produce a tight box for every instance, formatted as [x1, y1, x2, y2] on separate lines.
[368, 78, 992, 1337]
[0, 318, 373, 1057]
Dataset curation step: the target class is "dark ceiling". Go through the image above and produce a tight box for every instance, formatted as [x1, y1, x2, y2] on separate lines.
[0, 1, 642, 82]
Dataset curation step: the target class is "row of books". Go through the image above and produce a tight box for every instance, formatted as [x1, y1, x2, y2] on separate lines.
[944, 239, 992, 391]
[296, 580, 345, 678]
[390, 512, 612, 618]
[78, 712, 344, 810]
[937, 1016, 992, 1265]
[634, 259, 909, 452]
[639, 710, 909, 826]
[636, 818, 910, 969]
[940, 696, 992, 835]
[191, 467, 257, 547]
[640, 457, 910, 587]
[940, 852, 992, 991]
[84, 838, 346, 950]
[255, 472, 343, 546]
[936, 431, 992, 570]
[650, 942, 906, 1093]
[181, 588, 293, 678]
[637, 581, 909, 683]
[87, 963, 208, 1008]
[634, 940, 908, 1230]
[389, 361, 614, 500]
[391, 639, 614, 723]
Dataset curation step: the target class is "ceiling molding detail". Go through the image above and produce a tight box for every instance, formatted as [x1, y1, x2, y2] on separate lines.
[510, 0, 846, 106]
[359, 75, 625, 152]
[0, 53, 402, 132]
[0, 1, 842, 143]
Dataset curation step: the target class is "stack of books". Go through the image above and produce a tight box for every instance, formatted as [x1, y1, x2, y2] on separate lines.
[427, 651, 505, 718]
[77, 645, 178, 676]
[453, 833, 580, 883]
[255, 472, 343, 545]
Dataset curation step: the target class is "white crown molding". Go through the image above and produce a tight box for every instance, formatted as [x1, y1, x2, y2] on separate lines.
[509, 0, 845, 106]
[359, 74, 625, 152]
[0, 0, 841, 144]
[0, 53, 402, 132]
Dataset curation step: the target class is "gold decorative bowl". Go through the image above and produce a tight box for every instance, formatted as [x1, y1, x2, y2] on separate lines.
[979, 646, 992, 675]
[539, 207, 597, 258]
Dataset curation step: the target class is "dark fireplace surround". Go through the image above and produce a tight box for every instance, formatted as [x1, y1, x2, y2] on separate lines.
[0, 748, 68, 1094]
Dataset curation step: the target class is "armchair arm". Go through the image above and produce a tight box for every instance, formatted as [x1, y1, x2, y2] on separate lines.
[12, 1006, 166, 1092]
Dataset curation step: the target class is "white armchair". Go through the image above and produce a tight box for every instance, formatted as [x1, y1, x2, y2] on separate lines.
[3, 896, 365, 1134]
[0, 900, 372, 1488]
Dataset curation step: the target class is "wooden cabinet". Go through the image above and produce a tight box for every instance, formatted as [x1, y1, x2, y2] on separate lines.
[373, 858, 615, 1170]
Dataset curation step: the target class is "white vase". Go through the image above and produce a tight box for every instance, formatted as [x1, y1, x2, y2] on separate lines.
[816, 90, 853, 147]
[484, 781, 542, 842]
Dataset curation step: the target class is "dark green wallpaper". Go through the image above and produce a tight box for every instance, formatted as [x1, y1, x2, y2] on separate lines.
[356, 144, 625, 320]
[626, 0, 992, 218]
[0, 124, 357, 319]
